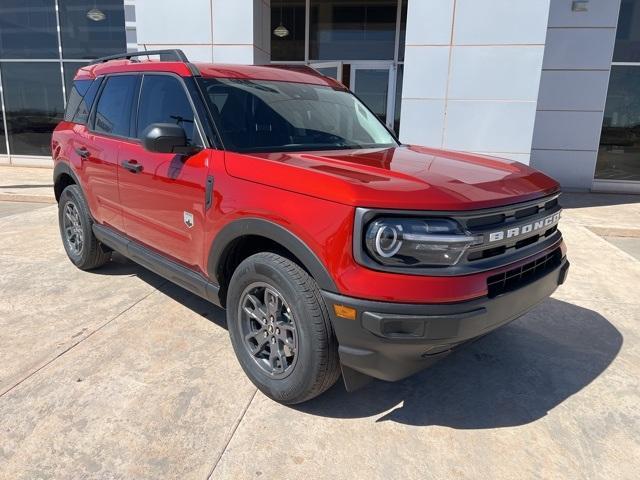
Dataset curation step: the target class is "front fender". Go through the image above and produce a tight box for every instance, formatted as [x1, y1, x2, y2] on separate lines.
[207, 218, 338, 293]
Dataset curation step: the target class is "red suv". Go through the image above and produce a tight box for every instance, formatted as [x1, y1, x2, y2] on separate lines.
[52, 50, 569, 404]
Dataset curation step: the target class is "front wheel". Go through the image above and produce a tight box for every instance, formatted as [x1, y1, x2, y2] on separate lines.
[227, 252, 341, 404]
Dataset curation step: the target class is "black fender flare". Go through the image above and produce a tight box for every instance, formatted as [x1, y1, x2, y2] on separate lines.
[207, 218, 338, 292]
[53, 162, 82, 201]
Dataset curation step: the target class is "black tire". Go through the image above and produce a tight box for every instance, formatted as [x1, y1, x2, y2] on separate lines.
[58, 184, 111, 270]
[227, 252, 341, 404]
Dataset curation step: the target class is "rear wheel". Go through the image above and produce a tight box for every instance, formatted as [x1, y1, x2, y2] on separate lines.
[227, 252, 341, 404]
[58, 185, 110, 270]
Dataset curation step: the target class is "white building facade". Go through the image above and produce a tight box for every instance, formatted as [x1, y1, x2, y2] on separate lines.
[3, 1, 634, 194]
[134, 0, 638, 193]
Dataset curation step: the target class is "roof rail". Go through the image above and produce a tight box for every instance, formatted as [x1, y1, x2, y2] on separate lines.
[91, 49, 190, 65]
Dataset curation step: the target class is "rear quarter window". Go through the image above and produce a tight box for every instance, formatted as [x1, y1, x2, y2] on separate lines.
[64, 78, 103, 125]
[72, 78, 102, 125]
[64, 79, 92, 121]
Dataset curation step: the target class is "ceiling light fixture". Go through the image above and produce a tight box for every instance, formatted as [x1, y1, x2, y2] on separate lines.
[273, 0, 289, 38]
[87, 7, 106, 22]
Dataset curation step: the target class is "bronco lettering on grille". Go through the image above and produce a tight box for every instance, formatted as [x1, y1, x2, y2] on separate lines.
[488, 212, 560, 242]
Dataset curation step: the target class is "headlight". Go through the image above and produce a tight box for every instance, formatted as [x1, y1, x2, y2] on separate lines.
[364, 218, 481, 267]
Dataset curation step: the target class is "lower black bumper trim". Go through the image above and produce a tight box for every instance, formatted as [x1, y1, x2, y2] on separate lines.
[322, 257, 569, 386]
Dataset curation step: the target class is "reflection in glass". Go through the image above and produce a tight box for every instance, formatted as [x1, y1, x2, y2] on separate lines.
[63, 62, 90, 100]
[59, 0, 126, 59]
[613, 0, 640, 62]
[310, 0, 398, 60]
[137, 75, 198, 144]
[1, 63, 64, 156]
[271, 0, 306, 61]
[93, 75, 137, 137]
[0, 0, 59, 58]
[352, 69, 389, 123]
[201, 78, 396, 153]
[314, 67, 339, 80]
[596, 66, 640, 181]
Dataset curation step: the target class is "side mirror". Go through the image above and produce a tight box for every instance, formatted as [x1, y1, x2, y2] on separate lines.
[141, 123, 200, 155]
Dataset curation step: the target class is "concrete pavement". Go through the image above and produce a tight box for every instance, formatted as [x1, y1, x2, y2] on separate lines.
[0, 166, 55, 204]
[0, 193, 639, 479]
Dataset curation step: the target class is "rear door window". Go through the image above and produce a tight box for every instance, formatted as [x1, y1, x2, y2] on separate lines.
[136, 74, 200, 146]
[92, 75, 138, 137]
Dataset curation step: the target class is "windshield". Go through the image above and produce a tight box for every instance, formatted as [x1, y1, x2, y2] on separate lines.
[199, 78, 398, 153]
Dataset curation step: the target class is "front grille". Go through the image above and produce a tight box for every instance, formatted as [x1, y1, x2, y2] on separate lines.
[487, 248, 562, 298]
[454, 194, 562, 265]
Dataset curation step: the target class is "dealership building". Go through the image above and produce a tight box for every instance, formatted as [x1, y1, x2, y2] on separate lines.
[0, 0, 638, 193]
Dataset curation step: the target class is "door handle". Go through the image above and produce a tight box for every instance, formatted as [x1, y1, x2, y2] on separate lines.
[75, 146, 90, 159]
[121, 160, 143, 173]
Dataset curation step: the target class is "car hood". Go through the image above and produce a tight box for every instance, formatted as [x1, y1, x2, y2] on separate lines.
[224, 145, 560, 211]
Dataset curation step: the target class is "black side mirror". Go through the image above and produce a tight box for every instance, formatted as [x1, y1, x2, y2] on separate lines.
[141, 123, 200, 155]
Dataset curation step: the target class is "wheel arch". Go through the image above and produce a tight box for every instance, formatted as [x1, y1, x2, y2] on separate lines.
[208, 218, 338, 306]
[53, 162, 81, 202]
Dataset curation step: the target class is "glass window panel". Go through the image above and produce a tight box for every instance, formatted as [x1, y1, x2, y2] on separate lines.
[64, 79, 92, 121]
[59, 0, 126, 59]
[352, 69, 389, 123]
[137, 75, 199, 145]
[310, 0, 398, 60]
[271, 0, 306, 61]
[0, 0, 59, 59]
[126, 28, 137, 44]
[1, 62, 64, 156]
[596, 66, 640, 182]
[314, 66, 339, 79]
[72, 77, 102, 125]
[613, 0, 640, 62]
[124, 4, 136, 22]
[93, 75, 137, 137]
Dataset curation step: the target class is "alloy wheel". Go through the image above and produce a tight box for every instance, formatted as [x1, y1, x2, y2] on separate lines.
[63, 201, 84, 256]
[238, 282, 298, 378]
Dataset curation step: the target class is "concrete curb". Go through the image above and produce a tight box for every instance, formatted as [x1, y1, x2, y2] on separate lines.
[0, 193, 56, 204]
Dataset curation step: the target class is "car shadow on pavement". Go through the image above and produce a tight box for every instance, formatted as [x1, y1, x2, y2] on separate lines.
[295, 298, 622, 429]
[91, 256, 622, 429]
[91, 252, 228, 329]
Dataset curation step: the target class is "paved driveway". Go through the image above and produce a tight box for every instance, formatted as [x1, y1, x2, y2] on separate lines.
[1, 195, 639, 479]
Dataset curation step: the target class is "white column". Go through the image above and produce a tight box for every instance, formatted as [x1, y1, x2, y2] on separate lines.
[399, 0, 551, 165]
[135, 0, 270, 64]
[531, 0, 622, 190]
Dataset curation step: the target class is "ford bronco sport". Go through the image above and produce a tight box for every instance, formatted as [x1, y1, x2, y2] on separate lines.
[52, 50, 569, 404]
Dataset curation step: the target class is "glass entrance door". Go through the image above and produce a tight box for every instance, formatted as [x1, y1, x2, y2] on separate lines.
[349, 63, 395, 129]
[310, 61, 343, 81]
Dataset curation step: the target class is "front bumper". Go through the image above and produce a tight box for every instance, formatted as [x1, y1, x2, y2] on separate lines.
[322, 256, 569, 387]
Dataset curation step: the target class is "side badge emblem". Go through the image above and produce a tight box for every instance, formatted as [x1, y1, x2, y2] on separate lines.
[183, 211, 194, 229]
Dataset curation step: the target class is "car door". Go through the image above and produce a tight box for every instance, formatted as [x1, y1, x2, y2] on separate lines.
[77, 75, 138, 233]
[117, 73, 210, 270]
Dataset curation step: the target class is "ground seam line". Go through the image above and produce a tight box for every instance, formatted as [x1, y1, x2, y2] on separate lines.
[0, 284, 165, 398]
[206, 387, 258, 480]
